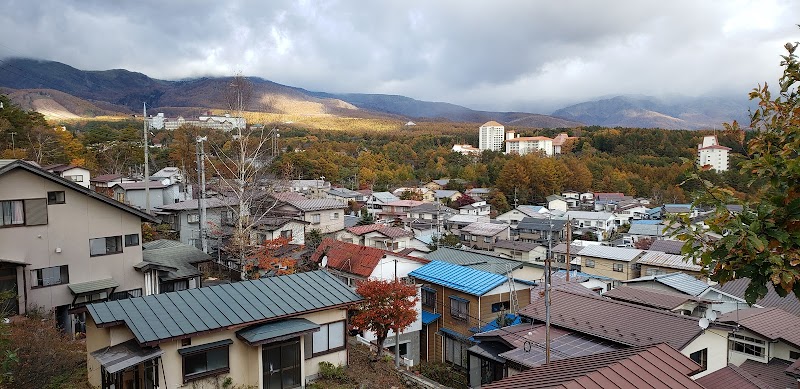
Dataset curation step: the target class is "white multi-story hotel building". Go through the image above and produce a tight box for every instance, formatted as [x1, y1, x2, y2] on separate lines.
[147, 112, 246, 131]
[697, 135, 730, 172]
[478, 121, 506, 152]
[505, 135, 554, 156]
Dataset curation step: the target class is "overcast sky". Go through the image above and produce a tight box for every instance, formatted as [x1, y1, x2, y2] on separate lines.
[1, 0, 798, 112]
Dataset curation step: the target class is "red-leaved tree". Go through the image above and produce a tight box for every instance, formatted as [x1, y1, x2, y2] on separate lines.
[351, 279, 419, 360]
[243, 236, 297, 279]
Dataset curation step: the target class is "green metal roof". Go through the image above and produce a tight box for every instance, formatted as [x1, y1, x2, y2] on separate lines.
[139, 240, 211, 281]
[86, 270, 362, 345]
[237, 318, 320, 346]
[69, 278, 120, 295]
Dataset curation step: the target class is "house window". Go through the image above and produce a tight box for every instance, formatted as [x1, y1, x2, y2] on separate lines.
[444, 334, 469, 368]
[309, 321, 346, 356]
[124, 233, 140, 247]
[31, 265, 69, 287]
[47, 191, 65, 204]
[645, 268, 666, 276]
[180, 340, 231, 383]
[484, 237, 491, 243]
[491, 301, 510, 313]
[585, 259, 595, 268]
[450, 296, 469, 321]
[89, 236, 123, 256]
[422, 288, 436, 310]
[68, 175, 84, 182]
[612, 263, 624, 272]
[311, 214, 321, 224]
[160, 280, 190, 293]
[187, 213, 199, 223]
[280, 229, 293, 239]
[1, 200, 24, 226]
[330, 212, 339, 220]
[690, 349, 707, 371]
[729, 333, 766, 358]
[790, 350, 800, 360]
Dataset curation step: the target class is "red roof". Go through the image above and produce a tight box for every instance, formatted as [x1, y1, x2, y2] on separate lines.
[697, 359, 796, 389]
[483, 343, 703, 389]
[602, 285, 712, 311]
[310, 239, 386, 278]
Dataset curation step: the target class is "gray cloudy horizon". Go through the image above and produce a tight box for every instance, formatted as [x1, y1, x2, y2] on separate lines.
[1, 0, 798, 113]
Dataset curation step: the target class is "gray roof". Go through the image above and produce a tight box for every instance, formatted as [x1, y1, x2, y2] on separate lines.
[369, 192, 398, 203]
[637, 251, 701, 272]
[462, 221, 508, 237]
[285, 198, 345, 212]
[564, 211, 614, 220]
[517, 217, 567, 232]
[409, 202, 456, 214]
[648, 239, 685, 255]
[113, 181, 171, 190]
[236, 318, 320, 346]
[434, 190, 460, 198]
[157, 197, 239, 211]
[69, 278, 120, 295]
[327, 187, 361, 198]
[89, 339, 163, 374]
[516, 205, 549, 217]
[627, 223, 666, 236]
[425, 247, 528, 274]
[0, 159, 157, 222]
[343, 215, 359, 228]
[86, 270, 362, 345]
[623, 272, 709, 296]
[139, 240, 212, 281]
[578, 246, 644, 262]
[493, 240, 542, 252]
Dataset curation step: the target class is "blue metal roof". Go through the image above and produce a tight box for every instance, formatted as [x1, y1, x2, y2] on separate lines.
[409, 261, 508, 296]
[470, 314, 522, 333]
[86, 270, 362, 345]
[421, 310, 441, 325]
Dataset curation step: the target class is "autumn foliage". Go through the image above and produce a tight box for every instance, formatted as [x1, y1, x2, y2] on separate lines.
[351, 279, 419, 359]
[243, 236, 297, 279]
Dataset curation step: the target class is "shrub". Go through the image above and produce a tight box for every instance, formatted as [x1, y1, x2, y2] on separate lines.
[318, 361, 348, 383]
[419, 362, 468, 389]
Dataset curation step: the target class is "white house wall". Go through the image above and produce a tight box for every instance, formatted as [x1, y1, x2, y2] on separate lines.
[682, 327, 729, 378]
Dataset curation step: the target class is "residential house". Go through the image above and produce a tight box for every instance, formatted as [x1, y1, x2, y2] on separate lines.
[425, 179, 466, 191]
[391, 187, 434, 202]
[284, 179, 331, 198]
[340, 224, 415, 251]
[504, 135, 554, 156]
[623, 272, 710, 297]
[251, 217, 308, 246]
[406, 202, 455, 231]
[551, 269, 616, 293]
[445, 214, 489, 236]
[648, 239, 685, 254]
[434, 190, 463, 204]
[637, 251, 704, 278]
[452, 144, 481, 156]
[90, 173, 136, 197]
[614, 200, 651, 223]
[577, 245, 645, 282]
[137, 239, 211, 295]
[478, 121, 506, 152]
[150, 166, 185, 185]
[459, 221, 510, 250]
[84, 270, 361, 389]
[715, 307, 800, 366]
[271, 194, 347, 235]
[546, 195, 568, 212]
[697, 134, 731, 172]
[519, 288, 731, 378]
[0, 159, 157, 334]
[465, 188, 491, 201]
[564, 210, 616, 240]
[495, 205, 550, 228]
[425, 246, 543, 281]
[408, 261, 533, 366]
[482, 344, 705, 389]
[112, 181, 190, 209]
[551, 242, 591, 271]
[42, 163, 91, 188]
[515, 217, 566, 246]
[379, 199, 425, 221]
[312, 239, 428, 364]
[602, 285, 715, 317]
[699, 277, 800, 316]
[156, 197, 239, 251]
[492, 240, 546, 264]
[459, 200, 491, 216]
[624, 220, 668, 244]
[364, 191, 399, 215]
[561, 191, 581, 207]
[325, 187, 365, 205]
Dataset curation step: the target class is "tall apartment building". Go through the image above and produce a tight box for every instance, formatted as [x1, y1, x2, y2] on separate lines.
[478, 121, 506, 152]
[697, 135, 730, 172]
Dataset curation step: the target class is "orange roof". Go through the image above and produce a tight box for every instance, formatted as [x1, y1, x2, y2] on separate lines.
[505, 136, 553, 142]
[310, 239, 385, 278]
[481, 121, 504, 127]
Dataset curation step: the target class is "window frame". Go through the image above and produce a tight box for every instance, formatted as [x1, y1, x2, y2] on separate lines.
[124, 233, 140, 247]
[180, 341, 231, 383]
[422, 288, 436, 310]
[585, 259, 595, 268]
[612, 263, 624, 272]
[444, 334, 469, 369]
[0, 200, 25, 227]
[689, 348, 707, 371]
[311, 214, 321, 224]
[89, 236, 123, 257]
[309, 320, 346, 357]
[450, 296, 469, 321]
[491, 301, 510, 313]
[728, 333, 766, 358]
[47, 191, 66, 205]
[187, 213, 200, 224]
[30, 265, 69, 288]
[280, 229, 293, 240]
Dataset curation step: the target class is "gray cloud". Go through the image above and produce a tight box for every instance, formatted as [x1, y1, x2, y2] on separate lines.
[1, 0, 797, 112]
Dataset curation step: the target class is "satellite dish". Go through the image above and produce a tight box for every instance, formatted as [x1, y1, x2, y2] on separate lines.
[321, 255, 328, 268]
[699, 318, 710, 330]
[705, 310, 717, 321]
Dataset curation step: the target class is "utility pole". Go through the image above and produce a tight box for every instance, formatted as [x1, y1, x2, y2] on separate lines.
[196, 136, 208, 253]
[143, 103, 150, 213]
[394, 258, 400, 368]
[566, 217, 572, 282]
[9, 132, 16, 154]
[545, 214, 552, 364]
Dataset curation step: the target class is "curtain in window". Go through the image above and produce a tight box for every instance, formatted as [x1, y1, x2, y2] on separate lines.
[11, 201, 23, 224]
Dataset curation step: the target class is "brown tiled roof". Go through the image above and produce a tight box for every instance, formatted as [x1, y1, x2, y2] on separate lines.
[481, 121, 503, 127]
[493, 240, 541, 251]
[714, 278, 800, 316]
[786, 358, 800, 378]
[91, 173, 124, 183]
[310, 239, 385, 278]
[519, 289, 704, 349]
[739, 358, 796, 389]
[696, 364, 767, 389]
[717, 307, 800, 348]
[602, 285, 710, 311]
[482, 343, 704, 389]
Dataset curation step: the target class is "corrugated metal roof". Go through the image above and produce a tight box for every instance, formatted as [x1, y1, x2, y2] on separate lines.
[578, 245, 644, 262]
[462, 222, 508, 237]
[602, 286, 709, 311]
[717, 307, 800, 348]
[69, 278, 120, 295]
[626, 223, 666, 236]
[140, 240, 211, 281]
[86, 270, 361, 345]
[637, 251, 701, 271]
[519, 288, 705, 349]
[236, 318, 320, 346]
[89, 339, 163, 374]
[483, 343, 704, 389]
[648, 239, 685, 254]
[623, 272, 709, 296]
[287, 199, 345, 212]
[714, 277, 800, 316]
[424, 247, 525, 274]
[409, 261, 508, 296]
[517, 217, 567, 232]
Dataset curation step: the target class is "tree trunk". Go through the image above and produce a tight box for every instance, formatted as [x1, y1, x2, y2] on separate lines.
[375, 335, 386, 361]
